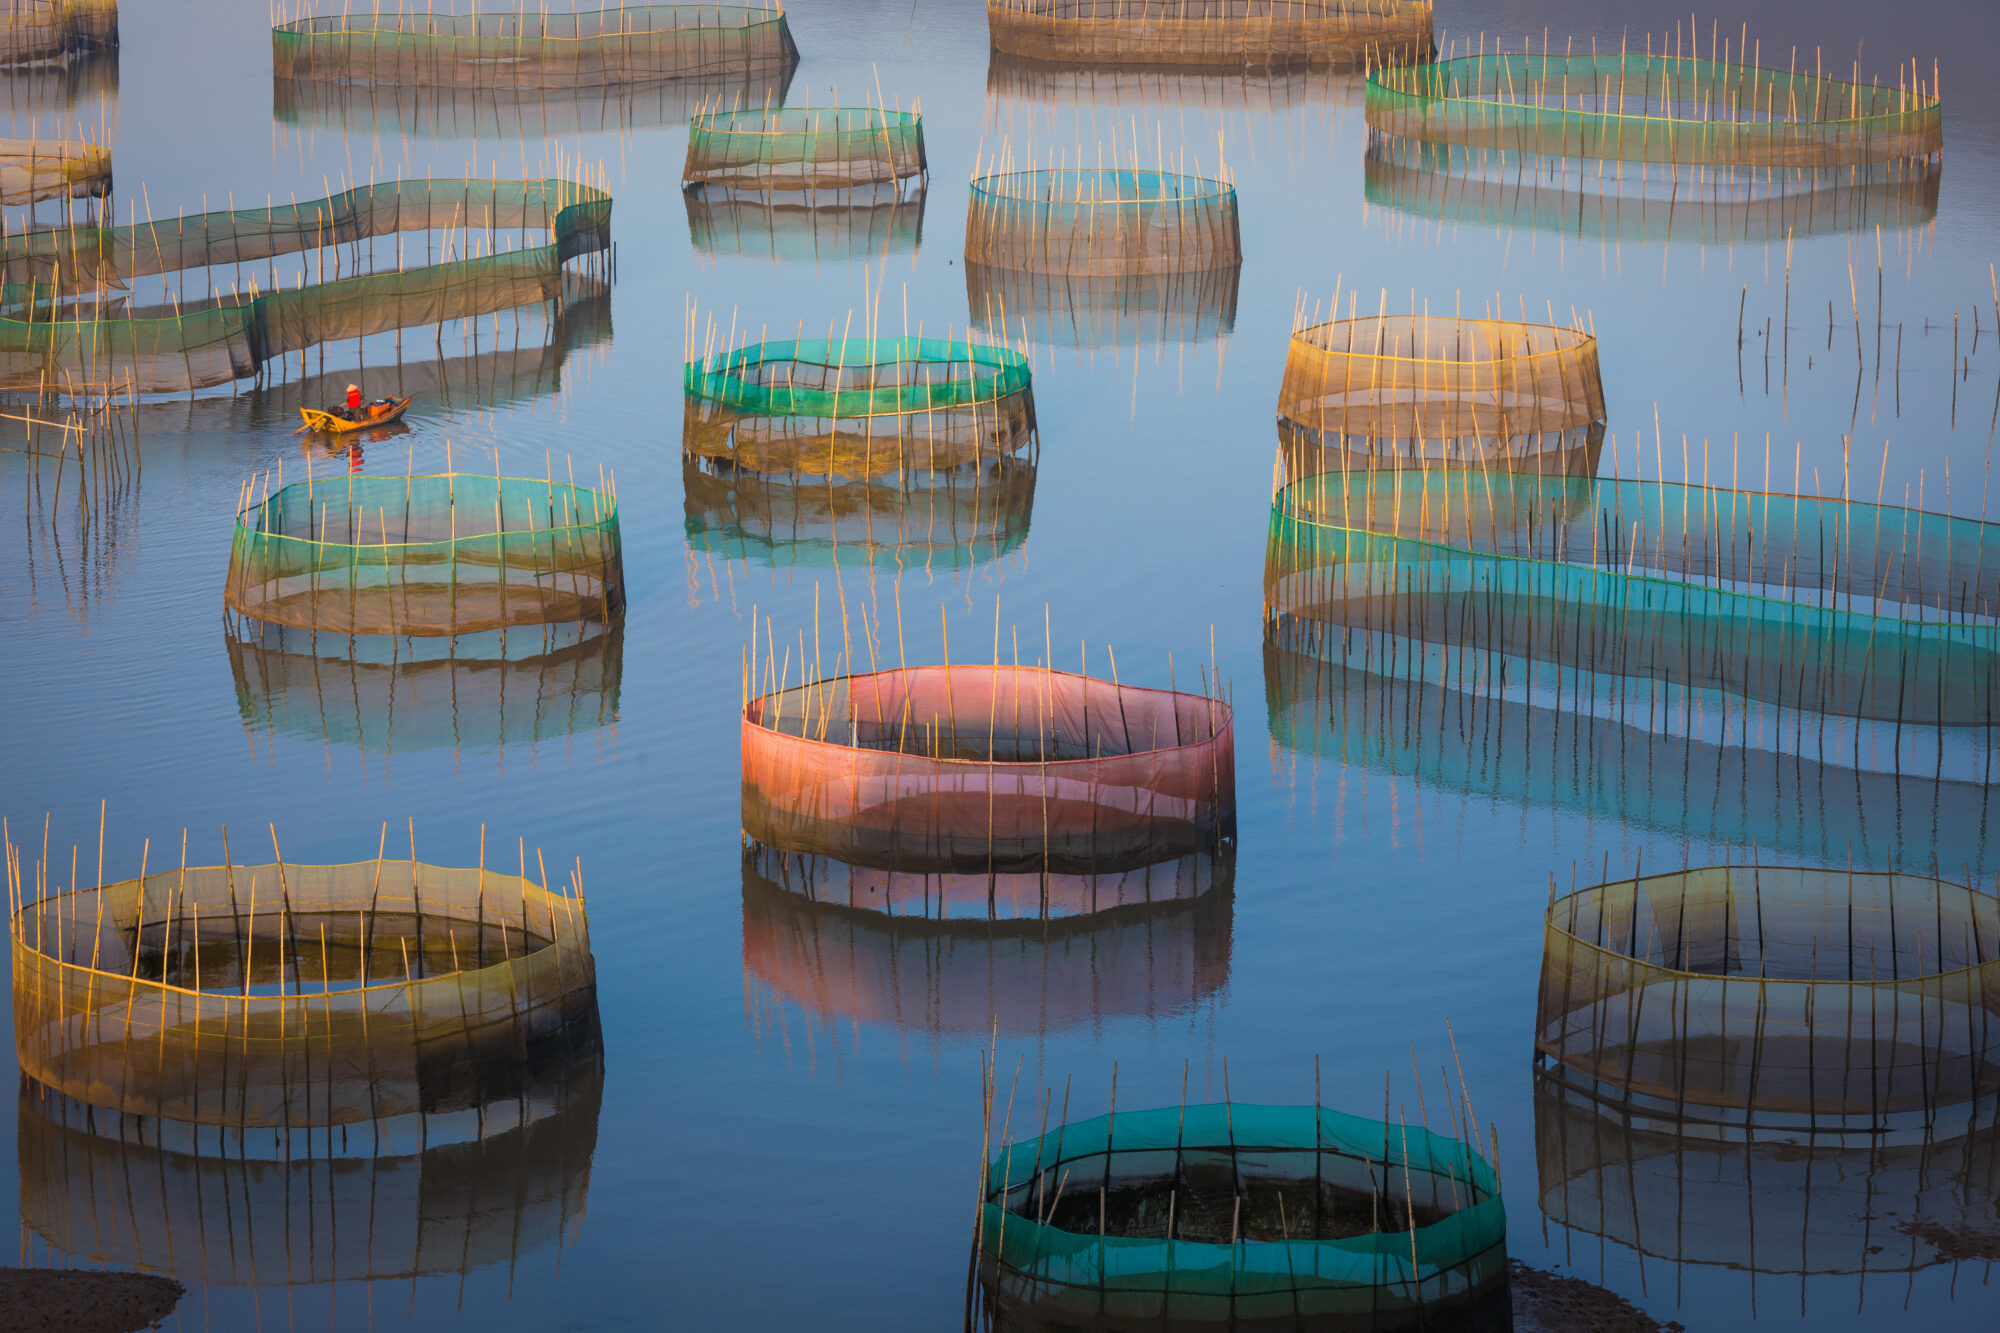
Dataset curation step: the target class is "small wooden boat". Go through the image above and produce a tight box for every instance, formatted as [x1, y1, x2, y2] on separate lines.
[297, 396, 413, 433]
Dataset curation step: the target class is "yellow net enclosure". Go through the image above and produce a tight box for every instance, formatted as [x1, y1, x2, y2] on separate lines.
[986, 0, 1433, 69]
[0, 136, 109, 206]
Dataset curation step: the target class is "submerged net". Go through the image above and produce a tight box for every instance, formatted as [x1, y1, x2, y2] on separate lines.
[981, 1102, 1506, 1329]
[0, 0, 117, 68]
[965, 168, 1241, 278]
[226, 473, 625, 637]
[272, 4, 799, 89]
[1265, 469, 2000, 727]
[986, 0, 1433, 69]
[684, 105, 926, 192]
[968, 263, 1238, 350]
[0, 136, 109, 206]
[684, 335, 1037, 475]
[1367, 54, 1944, 168]
[985, 49, 1361, 113]
[1276, 315, 1605, 477]
[742, 665, 1236, 874]
[1536, 866, 2000, 1127]
[10, 854, 598, 1129]
[687, 184, 926, 262]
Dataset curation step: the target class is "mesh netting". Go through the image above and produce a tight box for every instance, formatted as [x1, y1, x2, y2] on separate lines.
[684, 335, 1037, 475]
[0, 136, 109, 206]
[0, 0, 117, 68]
[1275, 316, 1605, 476]
[0, 178, 610, 395]
[18, 1037, 600, 1285]
[1264, 470, 2000, 727]
[980, 1102, 1506, 1329]
[684, 105, 926, 192]
[742, 665, 1236, 874]
[226, 473, 624, 638]
[684, 454, 1035, 574]
[0, 44, 116, 107]
[965, 169, 1241, 278]
[1366, 54, 1944, 168]
[272, 4, 799, 90]
[1534, 1075, 2000, 1278]
[1536, 866, 2000, 1127]
[986, 0, 1433, 70]
[985, 50, 1359, 113]
[968, 263, 1239, 350]
[226, 617, 622, 755]
[10, 855, 598, 1129]
[742, 847, 1232, 1037]
[687, 184, 925, 262]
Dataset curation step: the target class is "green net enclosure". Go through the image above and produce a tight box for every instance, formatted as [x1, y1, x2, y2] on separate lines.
[1536, 866, 2000, 1128]
[1367, 53, 1944, 168]
[226, 617, 622, 757]
[18, 1037, 600, 1285]
[965, 168, 1241, 279]
[986, 0, 1433, 70]
[686, 184, 926, 263]
[979, 1102, 1507, 1330]
[969, 263, 1239, 351]
[741, 665, 1236, 874]
[1276, 314, 1605, 477]
[684, 333, 1037, 475]
[0, 0, 117, 68]
[1263, 469, 2000, 728]
[0, 135, 109, 207]
[225, 471, 625, 637]
[272, 3, 799, 90]
[8, 838, 599, 1129]
[684, 104, 926, 192]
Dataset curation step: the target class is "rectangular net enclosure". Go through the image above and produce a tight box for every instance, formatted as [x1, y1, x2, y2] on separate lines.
[1535, 866, 2000, 1129]
[0, 0, 117, 68]
[686, 183, 925, 264]
[271, 3, 799, 90]
[1264, 468, 2000, 728]
[1367, 51, 1944, 168]
[7, 832, 599, 1130]
[986, 0, 1434, 70]
[684, 104, 926, 192]
[979, 1101, 1507, 1330]
[0, 135, 109, 207]
[1276, 314, 1605, 477]
[965, 166, 1241, 279]
[684, 331, 1038, 476]
[969, 263, 1239, 351]
[741, 664, 1236, 875]
[225, 471, 625, 638]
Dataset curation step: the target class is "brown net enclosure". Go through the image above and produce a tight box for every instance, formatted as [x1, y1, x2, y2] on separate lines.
[18, 1034, 601, 1286]
[687, 183, 925, 263]
[741, 665, 1236, 875]
[965, 167, 1241, 279]
[969, 262, 1238, 350]
[0, 135, 109, 207]
[1536, 866, 2000, 1129]
[1275, 314, 1605, 477]
[986, 0, 1434, 70]
[272, 3, 799, 90]
[9, 839, 599, 1129]
[684, 104, 926, 192]
[0, 0, 117, 69]
[225, 471, 625, 638]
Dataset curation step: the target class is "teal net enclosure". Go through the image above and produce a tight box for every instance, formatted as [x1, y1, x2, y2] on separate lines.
[686, 183, 925, 263]
[979, 1102, 1507, 1330]
[225, 472, 625, 637]
[986, 0, 1434, 70]
[1264, 469, 2000, 728]
[1366, 52, 1944, 169]
[969, 262, 1238, 351]
[684, 333, 1038, 475]
[965, 168, 1241, 279]
[271, 3, 799, 90]
[226, 616, 622, 757]
[683, 104, 926, 192]
[1536, 867, 2000, 1129]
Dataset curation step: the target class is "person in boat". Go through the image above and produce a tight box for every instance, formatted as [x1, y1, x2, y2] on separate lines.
[344, 383, 363, 421]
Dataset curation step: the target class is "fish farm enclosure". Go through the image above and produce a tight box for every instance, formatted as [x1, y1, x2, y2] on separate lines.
[3, 1, 2000, 1331]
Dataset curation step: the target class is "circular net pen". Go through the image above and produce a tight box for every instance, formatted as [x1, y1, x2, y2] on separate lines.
[684, 105, 926, 193]
[966, 168, 1240, 281]
[979, 1102, 1507, 1330]
[1535, 866, 2000, 1130]
[986, 0, 1434, 70]
[225, 472, 625, 638]
[1275, 315, 1605, 479]
[0, 0, 118, 69]
[1366, 53, 1943, 169]
[9, 847, 599, 1128]
[271, 3, 800, 90]
[684, 335, 1037, 476]
[687, 184, 925, 263]
[741, 664, 1235, 875]
[0, 136, 110, 208]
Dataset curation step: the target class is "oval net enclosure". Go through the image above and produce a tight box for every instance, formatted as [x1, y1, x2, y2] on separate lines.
[0, 0, 118, 68]
[1275, 315, 1605, 478]
[225, 472, 625, 637]
[272, 3, 800, 90]
[741, 665, 1236, 874]
[1366, 53, 1943, 168]
[684, 334, 1037, 475]
[1536, 866, 2000, 1129]
[979, 1102, 1507, 1330]
[985, 0, 1433, 70]
[9, 846, 598, 1130]
[966, 168, 1240, 279]
[684, 105, 926, 192]
[0, 137, 111, 207]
